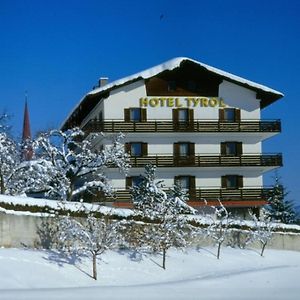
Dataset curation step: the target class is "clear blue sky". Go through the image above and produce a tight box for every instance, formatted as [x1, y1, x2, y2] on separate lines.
[0, 0, 299, 207]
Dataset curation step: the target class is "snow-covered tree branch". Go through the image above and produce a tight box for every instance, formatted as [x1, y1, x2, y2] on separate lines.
[131, 165, 196, 269]
[58, 210, 124, 280]
[33, 128, 130, 201]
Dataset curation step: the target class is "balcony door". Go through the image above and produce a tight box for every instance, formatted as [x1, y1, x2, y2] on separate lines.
[219, 108, 241, 122]
[172, 108, 194, 131]
[221, 175, 243, 189]
[221, 142, 242, 156]
[174, 175, 196, 199]
[124, 108, 147, 122]
[174, 142, 195, 166]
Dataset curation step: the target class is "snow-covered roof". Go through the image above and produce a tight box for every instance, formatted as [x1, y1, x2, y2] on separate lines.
[61, 57, 283, 130]
[89, 57, 283, 97]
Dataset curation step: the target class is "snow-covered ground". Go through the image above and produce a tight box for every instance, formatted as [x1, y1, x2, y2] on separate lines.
[0, 247, 299, 300]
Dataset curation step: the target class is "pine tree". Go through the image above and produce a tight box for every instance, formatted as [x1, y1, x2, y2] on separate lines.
[266, 175, 297, 224]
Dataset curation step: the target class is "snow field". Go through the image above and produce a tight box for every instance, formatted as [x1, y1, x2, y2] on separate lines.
[0, 247, 299, 300]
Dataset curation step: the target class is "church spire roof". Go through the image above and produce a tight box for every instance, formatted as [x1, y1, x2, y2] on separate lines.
[22, 94, 31, 141]
[22, 93, 33, 160]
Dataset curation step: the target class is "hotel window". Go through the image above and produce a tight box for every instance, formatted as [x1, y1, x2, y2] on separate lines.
[178, 109, 189, 121]
[221, 175, 243, 189]
[219, 108, 241, 122]
[179, 143, 189, 156]
[187, 80, 197, 92]
[172, 108, 194, 123]
[174, 175, 196, 199]
[126, 176, 143, 188]
[174, 142, 195, 157]
[125, 142, 147, 156]
[168, 81, 176, 91]
[124, 108, 147, 122]
[221, 142, 242, 156]
[174, 175, 195, 190]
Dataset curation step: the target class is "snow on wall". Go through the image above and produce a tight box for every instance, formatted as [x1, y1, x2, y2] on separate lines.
[0, 195, 133, 218]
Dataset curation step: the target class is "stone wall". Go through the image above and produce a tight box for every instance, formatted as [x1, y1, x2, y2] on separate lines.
[0, 212, 300, 251]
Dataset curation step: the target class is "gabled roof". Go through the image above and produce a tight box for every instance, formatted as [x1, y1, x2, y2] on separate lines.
[61, 57, 283, 130]
[89, 57, 283, 98]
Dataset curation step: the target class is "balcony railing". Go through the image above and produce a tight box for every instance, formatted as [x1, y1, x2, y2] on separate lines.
[125, 154, 282, 168]
[104, 187, 273, 207]
[83, 119, 281, 133]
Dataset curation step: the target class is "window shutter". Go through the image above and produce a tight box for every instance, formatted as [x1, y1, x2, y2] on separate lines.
[126, 177, 132, 188]
[188, 109, 194, 122]
[221, 176, 227, 188]
[142, 143, 148, 156]
[124, 109, 130, 122]
[124, 143, 131, 154]
[219, 109, 225, 121]
[189, 176, 196, 200]
[172, 109, 179, 122]
[238, 175, 243, 188]
[189, 143, 195, 156]
[220, 142, 226, 155]
[237, 142, 243, 155]
[174, 143, 180, 157]
[141, 109, 147, 122]
[235, 109, 241, 122]
[189, 176, 196, 190]
[174, 176, 180, 185]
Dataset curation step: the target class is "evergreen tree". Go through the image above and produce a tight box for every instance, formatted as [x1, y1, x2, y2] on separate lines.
[266, 175, 297, 224]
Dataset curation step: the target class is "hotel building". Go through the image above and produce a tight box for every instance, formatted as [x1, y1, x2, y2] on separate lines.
[61, 57, 283, 216]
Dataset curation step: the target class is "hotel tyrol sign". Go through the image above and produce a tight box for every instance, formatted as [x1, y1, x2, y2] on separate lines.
[139, 97, 226, 108]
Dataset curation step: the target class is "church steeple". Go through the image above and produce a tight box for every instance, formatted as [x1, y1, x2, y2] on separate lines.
[22, 94, 33, 160]
[22, 94, 31, 140]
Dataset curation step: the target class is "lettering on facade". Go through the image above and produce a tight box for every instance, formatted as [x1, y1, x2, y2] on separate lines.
[139, 97, 226, 108]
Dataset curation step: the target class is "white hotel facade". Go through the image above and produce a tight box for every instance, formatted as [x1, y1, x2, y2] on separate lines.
[62, 57, 283, 216]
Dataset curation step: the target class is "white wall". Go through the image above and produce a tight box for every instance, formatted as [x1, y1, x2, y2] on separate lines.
[106, 169, 263, 189]
[84, 78, 266, 191]
[219, 80, 260, 119]
[104, 80, 147, 120]
[89, 79, 262, 121]
[121, 136, 261, 155]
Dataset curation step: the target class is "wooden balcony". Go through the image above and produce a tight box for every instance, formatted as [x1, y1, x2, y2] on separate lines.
[83, 119, 281, 134]
[121, 154, 282, 168]
[107, 187, 273, 208]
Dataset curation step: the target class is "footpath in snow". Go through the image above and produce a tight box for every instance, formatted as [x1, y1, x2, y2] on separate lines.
[0, 247, 299, 300]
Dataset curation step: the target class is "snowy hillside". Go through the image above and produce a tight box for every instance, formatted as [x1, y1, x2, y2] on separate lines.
[0, 247, 299, 300]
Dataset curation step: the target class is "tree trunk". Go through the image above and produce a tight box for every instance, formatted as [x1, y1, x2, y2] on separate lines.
[162, 248, 166, 270]
[261, 242, 267, 257]
[0, 174, 5, 194]
[92, 253, 97, 280]
[217, 242, 222, 259]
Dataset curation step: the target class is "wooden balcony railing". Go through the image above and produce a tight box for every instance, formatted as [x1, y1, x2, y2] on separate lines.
[83, 119, 281, 134]
[104, 187, 273, 207]
[120, 154, 282, 168]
